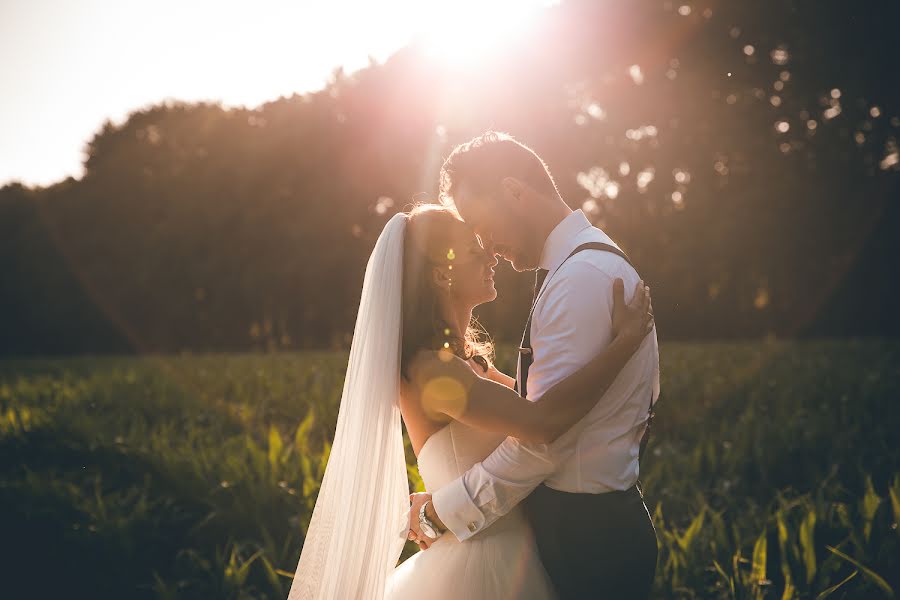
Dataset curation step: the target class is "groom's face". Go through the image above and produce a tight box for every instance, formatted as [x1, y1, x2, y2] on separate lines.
[454, 184, 537, 273]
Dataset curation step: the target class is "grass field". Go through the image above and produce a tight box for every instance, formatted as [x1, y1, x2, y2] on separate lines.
[1, 340, 898, 599]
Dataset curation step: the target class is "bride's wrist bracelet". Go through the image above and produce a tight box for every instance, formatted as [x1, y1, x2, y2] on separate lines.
[419, 500, 443, 539]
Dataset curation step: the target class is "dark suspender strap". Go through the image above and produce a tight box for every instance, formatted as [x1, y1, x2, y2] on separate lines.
[520, 242, 635, 386]
[516, 242, 656, 463]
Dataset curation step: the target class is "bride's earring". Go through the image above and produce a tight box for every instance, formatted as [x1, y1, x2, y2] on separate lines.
[447, 259, 454, 291]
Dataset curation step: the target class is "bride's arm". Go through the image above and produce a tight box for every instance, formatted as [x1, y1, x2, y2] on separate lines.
[483, 363, 515, 389]
[410, 279, 652, 444]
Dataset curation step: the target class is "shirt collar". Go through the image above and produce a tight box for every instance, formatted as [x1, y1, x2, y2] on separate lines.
[537, 209, 594, 271]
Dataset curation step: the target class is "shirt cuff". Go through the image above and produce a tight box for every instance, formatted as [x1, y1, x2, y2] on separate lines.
[430, 476, 485, 542]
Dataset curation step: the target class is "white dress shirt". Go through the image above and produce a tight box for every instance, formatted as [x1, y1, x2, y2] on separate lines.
[431, 209, 661, 541]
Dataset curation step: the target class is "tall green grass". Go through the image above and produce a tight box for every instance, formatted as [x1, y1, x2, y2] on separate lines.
[1, 340, 897, 599]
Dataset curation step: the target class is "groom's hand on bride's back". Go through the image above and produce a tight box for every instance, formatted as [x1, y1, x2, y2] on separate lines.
[611, 278, 654, 349]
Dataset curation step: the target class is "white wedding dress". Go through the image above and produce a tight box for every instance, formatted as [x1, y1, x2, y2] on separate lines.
[386, 420, 558, 600]
[287, 214, 555, 599]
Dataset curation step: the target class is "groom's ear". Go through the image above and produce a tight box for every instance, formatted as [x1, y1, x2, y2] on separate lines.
[501, 177, 525, 203]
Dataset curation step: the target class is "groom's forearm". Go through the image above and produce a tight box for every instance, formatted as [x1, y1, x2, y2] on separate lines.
[431, 476, 485, 541]
[431, 438, 559, 542]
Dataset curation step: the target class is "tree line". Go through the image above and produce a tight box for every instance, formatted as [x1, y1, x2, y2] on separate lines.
[2, 0, 898, 356]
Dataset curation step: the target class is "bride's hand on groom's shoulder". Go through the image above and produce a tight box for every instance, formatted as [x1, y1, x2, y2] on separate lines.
[611, 278, 654, 349]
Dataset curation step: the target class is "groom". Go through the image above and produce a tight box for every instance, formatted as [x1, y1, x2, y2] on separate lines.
[408, 131, 660, 598]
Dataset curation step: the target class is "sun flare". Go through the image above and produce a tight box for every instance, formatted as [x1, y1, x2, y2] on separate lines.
[411, 0, 554, 65]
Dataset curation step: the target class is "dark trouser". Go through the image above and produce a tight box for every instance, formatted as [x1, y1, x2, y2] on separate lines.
[521, 483, 658, 600]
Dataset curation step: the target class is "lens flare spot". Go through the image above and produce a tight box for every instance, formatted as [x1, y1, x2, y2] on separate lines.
[447, 249, 455, 260]
[437, 347, 455, 363]
[421, 376, 469, 418]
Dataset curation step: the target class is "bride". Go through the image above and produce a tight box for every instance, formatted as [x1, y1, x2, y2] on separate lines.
[287, 203, 653, 599]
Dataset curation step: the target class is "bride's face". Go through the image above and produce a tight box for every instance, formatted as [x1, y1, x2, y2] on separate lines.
[432, 222, 499, 307]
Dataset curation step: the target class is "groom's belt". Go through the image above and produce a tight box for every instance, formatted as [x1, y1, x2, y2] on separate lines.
[537, 482, 643, 502]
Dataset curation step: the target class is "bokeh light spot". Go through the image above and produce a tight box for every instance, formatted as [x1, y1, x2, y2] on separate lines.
[629, 64, 645, 85]
[374, 196, 394, 215]
[823, 106, 841, 120]
[604, 181, 620, 199]
[770, 46, 790, 65]
[421, 376, 468, 418]
[582, 199, 599, 215]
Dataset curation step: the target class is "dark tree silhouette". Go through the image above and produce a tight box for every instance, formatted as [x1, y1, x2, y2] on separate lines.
[2, 0, 897, 356]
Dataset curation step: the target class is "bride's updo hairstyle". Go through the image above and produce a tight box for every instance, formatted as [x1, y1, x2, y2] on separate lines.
[400, 203, 493, 381]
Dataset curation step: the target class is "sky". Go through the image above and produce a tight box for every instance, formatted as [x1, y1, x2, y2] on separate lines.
[0, 0, 551, 187]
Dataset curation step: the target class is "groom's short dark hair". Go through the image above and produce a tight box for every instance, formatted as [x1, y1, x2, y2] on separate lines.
[438, 131, 562, 207]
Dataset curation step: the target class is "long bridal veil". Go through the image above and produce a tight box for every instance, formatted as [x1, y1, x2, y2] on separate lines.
[288, 213, 410, 599]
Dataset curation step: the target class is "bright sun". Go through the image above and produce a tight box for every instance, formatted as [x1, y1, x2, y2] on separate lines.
[411, 0, 554, 65]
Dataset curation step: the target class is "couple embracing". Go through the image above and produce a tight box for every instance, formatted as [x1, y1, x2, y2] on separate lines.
[289, 131, 660, 599]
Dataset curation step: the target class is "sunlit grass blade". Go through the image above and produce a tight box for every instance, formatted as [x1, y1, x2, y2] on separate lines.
[751, 529, 767, 585]
[825, 545, 894, 598]
[815, 570, 857, 600]
[799, 507, 816, 585]
[861, 476, 881, 543]
[713, 559, 736, 598]
[889, 476, 900, 526]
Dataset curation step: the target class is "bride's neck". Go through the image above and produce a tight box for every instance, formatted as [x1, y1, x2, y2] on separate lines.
[437, 297, 473, 342]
